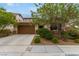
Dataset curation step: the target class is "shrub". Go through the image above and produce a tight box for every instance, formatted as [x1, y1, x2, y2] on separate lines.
[67, 30, 79, 39]
[61, 31, 69, 39]
[0, 29, 11, 37]
[34, 35, 40, 43]
[51, 37, 59, 43]
[74, 39, 79, 43]
[61, 30, 79, 40]
[36, 28, 53, 40]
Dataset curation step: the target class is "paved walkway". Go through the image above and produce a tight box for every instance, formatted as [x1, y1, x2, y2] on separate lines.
[0, 35, 79, 56]
[23, 45, 79, 56]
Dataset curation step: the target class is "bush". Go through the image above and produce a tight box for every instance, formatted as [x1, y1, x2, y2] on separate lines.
[0, 29, 11, 37]
[67, 30, 79, 39]
[74, 39, 79, 43]
[34, 35, 40, 43]
[61, 31, 69, 39]
[51, 37, 59, 43]
[61, 30, 79, 39]
[36, 28, 53, 40]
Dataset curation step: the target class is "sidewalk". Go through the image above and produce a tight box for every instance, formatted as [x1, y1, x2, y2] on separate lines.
[23, 45, 64, 56]
[0, 45, 79, 56]
[23, 45, 79, 56]
[58, 45, 79, 56]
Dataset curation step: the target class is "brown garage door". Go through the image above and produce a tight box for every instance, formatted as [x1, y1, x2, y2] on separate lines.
[18, 24, 35, 34]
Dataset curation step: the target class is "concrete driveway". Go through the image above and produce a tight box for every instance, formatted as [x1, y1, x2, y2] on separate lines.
[0, 34, 35, 56]
[0, 34, 34, 46]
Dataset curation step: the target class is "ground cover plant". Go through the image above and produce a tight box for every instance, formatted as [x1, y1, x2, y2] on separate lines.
[36, 28, 53, 40]
[34, 35, 41, 43]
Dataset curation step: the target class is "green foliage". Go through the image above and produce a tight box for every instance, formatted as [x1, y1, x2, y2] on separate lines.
[34, 35, 40, 43]
[74, 39, 79, 43]
[61, 30, 79, 39]
[36, 28, 53, 40]
[32, 3, 79, 26]
[51, 37, 59, 43]
[67, 30, 79, 39]
[0, 8, 16, 31]
[61, 31, 69, 39]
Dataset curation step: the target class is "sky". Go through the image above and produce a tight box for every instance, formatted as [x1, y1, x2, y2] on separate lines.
[0, 3, 37, 18]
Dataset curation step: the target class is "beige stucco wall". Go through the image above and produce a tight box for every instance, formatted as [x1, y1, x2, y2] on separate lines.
[4, 24, 14, 32]
[44, 24, 50, 30]
[23, 18, 32, 22]
[15, 15, 23, 22]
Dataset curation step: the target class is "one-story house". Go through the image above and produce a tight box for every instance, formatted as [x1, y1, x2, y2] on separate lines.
[5, 13, 62, 34]
[5, 13, 75, 34]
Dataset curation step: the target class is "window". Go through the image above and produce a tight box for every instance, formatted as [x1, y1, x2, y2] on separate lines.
[50, 23, 61, 31]
[39, 25, 44, 28]
[50, 24, 57, 30]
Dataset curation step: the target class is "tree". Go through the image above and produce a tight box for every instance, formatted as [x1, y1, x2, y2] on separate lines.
[0, 7, 6, 11]
[31, 3, 79, 31]
[0, 8, 16, 31]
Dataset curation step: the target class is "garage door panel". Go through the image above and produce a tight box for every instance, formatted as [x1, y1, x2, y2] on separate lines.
[18, 25, 35, 34]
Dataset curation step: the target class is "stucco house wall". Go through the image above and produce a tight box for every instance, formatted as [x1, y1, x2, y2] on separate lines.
[23, 18, 38, 31]
[15, 15, 23, 22]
